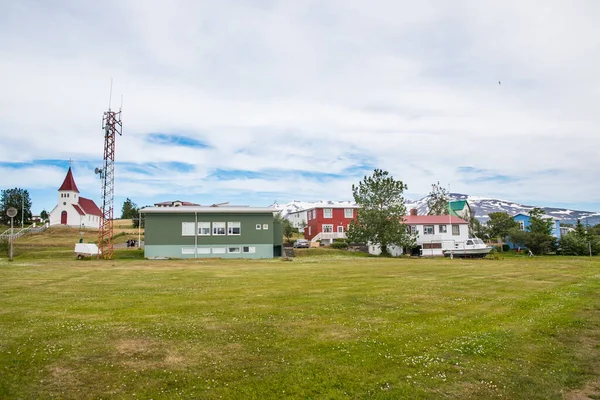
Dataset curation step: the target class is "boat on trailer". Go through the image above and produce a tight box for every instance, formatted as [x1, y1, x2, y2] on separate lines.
[443, 238, 492, 258]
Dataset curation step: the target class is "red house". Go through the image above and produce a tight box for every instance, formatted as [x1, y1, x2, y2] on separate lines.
[304, 205, 359, 244]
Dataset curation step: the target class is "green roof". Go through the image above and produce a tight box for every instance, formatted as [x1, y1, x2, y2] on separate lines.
[448, 200, 468, 211]
[447, 200, 469, 217]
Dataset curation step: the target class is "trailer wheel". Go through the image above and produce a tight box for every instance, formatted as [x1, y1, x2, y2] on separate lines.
[77, 254, 84, 260]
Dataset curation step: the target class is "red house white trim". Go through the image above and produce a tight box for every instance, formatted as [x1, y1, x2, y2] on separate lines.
[304, 205, 359, 244]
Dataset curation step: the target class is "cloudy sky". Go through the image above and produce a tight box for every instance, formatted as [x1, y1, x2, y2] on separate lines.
[1, 0, 599, 215]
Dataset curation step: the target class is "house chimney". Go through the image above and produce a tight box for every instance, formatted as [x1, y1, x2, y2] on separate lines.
[410, 208, 417, 216]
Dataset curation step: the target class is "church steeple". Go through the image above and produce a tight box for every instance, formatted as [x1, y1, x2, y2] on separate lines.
[58, 167, 80, 193]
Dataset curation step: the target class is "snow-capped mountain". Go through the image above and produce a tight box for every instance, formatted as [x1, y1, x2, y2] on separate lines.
[271, 195, 600, 225]
[270, 200, 357, 215]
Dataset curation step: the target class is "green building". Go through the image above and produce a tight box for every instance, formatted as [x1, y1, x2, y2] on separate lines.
[141, 206, 283, 259]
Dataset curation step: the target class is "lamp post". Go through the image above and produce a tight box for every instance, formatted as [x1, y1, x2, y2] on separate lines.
[6, 207, 17, 261]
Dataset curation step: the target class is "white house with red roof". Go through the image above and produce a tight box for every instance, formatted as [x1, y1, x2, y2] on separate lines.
[49, 167, 102, 229]
[369, 209, 470, 257]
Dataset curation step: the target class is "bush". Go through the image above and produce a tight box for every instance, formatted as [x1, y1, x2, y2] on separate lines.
[502, 244, 510, 252]
[330, 241, 348, 249]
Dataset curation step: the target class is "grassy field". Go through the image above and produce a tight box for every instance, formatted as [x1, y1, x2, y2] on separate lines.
[1, 255, 599, 399]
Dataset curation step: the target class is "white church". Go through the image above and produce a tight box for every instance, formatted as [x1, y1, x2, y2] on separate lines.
[49, 167, 102, 229]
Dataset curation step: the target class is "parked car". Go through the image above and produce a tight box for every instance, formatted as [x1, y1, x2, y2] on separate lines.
[293, 239, 310, 248]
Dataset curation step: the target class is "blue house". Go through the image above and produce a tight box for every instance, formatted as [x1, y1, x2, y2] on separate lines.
[509, 213, 561, 248]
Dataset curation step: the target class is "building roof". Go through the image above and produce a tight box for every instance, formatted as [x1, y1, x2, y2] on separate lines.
[141, 206, 275, 214]
[404, 215, 469, 225]
[72, 204, 85, 216]
[449, 200, 468, 211]
[58, 167, 80, 193]
[154, 200, 201, 207]
[303, 204, 359, 211]
[513, 213, 561, 221]
[78, 197, 102, 216]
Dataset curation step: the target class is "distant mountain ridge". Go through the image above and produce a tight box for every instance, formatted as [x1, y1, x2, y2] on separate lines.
[270, 194, 600, 225]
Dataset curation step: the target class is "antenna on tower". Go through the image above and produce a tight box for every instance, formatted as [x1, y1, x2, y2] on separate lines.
[108, 78, 113, 111]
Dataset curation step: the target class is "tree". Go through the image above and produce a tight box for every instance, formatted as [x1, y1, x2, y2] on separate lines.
[347, 169, 415, 256]
[559, 220, 600, 256]
[525, 208, 556, 255]
[40, 210, 49, 222]
[487, 212, 519, 240]
[0, 188, 32, 226]
[471, 217, 489, 239]
[282, 219, 294, 243]
[121, 198, 139, 220]
[426, 181, 449, 215]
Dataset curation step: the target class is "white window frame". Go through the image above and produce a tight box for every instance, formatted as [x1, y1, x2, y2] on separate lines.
[181, 222, 196, 236]
[211, 247, 226, 254]
[322, 224, 333, 233]
[243, 246, 256, 254]
[323, 208, 333, 218]
[452, 225, 460, 236]
[228, 222, 241, 235]
[182, 247, 195, 255]
[212, 222, 226, 236]
[228, 247, 241, 254]
[337, 225, 344, 233]
[256, 224, 262, 230]
[424, 225, 434, 235]
[262, 224, 269, 230]
[518, 221, 525, 230]
[197, 247, 210, 254]
[410, 225, 417, 235]
[198, 222, 211, 236]
[344, 208, 353, 218]
[308, 226, 312, 236]
[439, 225, 447, 234]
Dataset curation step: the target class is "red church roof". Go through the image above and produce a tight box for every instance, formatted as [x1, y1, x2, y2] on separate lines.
[72, 204, 85, 216]
[78, 197, 102, 217]
[58, 167, 80, 193]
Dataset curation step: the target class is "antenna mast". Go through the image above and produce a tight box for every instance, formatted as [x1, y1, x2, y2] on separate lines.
[98, 82, 122, 259]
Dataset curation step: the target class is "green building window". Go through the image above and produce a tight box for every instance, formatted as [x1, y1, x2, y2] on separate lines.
[228, 222, 241, 235]
[213, 222, 226, 235]
[182, 222, 195, 236]
[198, 222, 211, 236]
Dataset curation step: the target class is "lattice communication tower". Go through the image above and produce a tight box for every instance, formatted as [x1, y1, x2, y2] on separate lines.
[97, 106, 122, 259]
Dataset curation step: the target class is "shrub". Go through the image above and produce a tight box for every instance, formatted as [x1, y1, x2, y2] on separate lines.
[330, 241, 348, 249]
[502, 244, 510, 252]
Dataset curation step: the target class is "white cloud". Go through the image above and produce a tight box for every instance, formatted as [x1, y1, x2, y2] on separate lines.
[1, 0, 599, 213]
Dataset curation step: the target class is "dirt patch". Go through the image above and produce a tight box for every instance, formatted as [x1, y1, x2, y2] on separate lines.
[564, 377, 600, 400]
[115, 338, 191, 370]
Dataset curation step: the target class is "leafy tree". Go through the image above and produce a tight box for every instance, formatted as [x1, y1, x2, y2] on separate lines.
[40, 210, 49, 221]
[121, 198, 139, 219]
[0, 188, 32, 226]
[559, 220, 600, 255]
[471, 217, 489, 239]
[426, 181, 449, 215]
[347, 169, 415, 256]
[525, 208, 557, 255]
[507, 227, 528, 249]
[282, 218, 294, 243]
[588, 224, 600, 236]
[487, 212, 519, 240]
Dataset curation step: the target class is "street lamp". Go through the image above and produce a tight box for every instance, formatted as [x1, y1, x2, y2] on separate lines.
[6, 207, 17, 261]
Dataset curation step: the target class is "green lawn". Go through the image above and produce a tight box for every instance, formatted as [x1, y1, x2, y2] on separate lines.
[1, 255, 599, 399]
